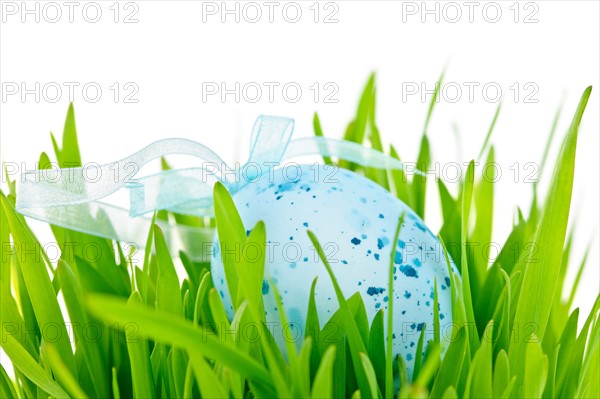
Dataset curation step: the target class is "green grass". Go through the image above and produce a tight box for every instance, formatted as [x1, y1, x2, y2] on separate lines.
[1, 76, 598, 398]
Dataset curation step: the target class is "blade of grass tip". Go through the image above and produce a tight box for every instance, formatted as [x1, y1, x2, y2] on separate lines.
[305, 277, 321, 381]
[313, 113, 333, 164]
[307, 230, 375, 399]
[397, 354, 408, 392]
[352, 72, 376, 145]
[353, 295, 370, 350]
[500, 377, 517, 399]
[442, 386, 458, 399]
[295, 338, 313, 398]
[38, 152, 52, 169]
[523, 336, 548, 398]
[43, 344, 89, 399]
[412, 134, 431, 219]
[359, 353, 379, 399]
[414, 342, 441, 388]
[437, 179, 457, 223]
[422, 69, 445, 136]
[368, 310, 385, 394]
[193, 271, 212, 325]
[566, 237, 594, 309]
[154, 224, 183, 316]
[411, 325, 427, 382]
[214, 181, 246, 309]
[495, 269, 512, 354]
[311, 346, 336, 399]
[60, 102, 82, 167]
[386, 213, 405, 398]
[0, 193, 77, 376]
[182, 282, 192, 320]
[50, 131, 62, 165]
[477, 102, 502, 160]
[492, 349, 510, 398]
[509, 87, 591, 395]
[535, 102, 563, 190]
[112, 367, 121, 399]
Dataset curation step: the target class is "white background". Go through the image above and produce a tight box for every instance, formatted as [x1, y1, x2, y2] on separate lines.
[1, 0, 599, 371]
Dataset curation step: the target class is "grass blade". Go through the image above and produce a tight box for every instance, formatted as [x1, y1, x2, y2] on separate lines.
[509, 87, 591, 394]
[311, 346, 336, 399]
[0, 329, 68, 398]
[86, 294, 274, 389]
[0, 193, 76, 376]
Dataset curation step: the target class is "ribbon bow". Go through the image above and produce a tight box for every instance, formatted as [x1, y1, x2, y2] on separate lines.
[16, 115, 414, 259]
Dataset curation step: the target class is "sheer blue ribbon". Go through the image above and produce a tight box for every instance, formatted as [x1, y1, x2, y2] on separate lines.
[16, 115, 418, 259]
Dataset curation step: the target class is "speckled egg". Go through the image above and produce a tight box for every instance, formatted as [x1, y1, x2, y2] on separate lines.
[211, 164, 457, 376]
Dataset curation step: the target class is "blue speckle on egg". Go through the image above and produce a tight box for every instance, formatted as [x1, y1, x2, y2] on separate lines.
[366, 286, 386, 296]
[210, 164, 458, 379]
[261, 280, 270, 295]
[399, 265, 419, 278]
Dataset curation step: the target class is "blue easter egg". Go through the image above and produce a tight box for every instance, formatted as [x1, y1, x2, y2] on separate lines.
[211, 164, 457, 377]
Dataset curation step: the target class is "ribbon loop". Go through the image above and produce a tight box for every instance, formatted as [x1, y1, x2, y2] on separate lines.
[247, 115, 295, 166]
